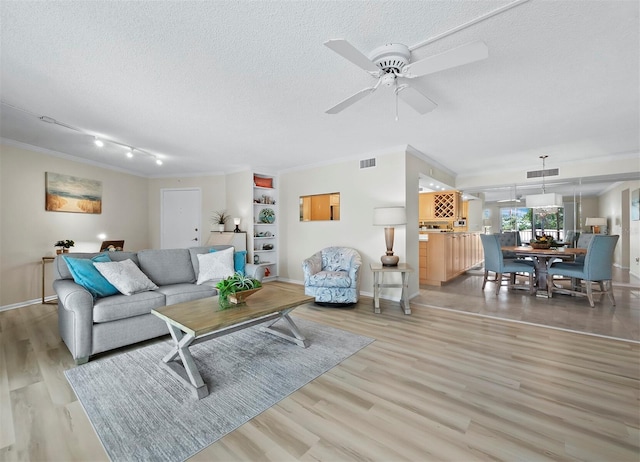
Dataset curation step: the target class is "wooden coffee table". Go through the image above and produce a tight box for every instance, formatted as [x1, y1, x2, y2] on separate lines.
[151, 284, 314, 399]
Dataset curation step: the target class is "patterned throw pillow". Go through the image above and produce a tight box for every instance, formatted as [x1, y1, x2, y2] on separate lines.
[208, 248, 247, 275]
[197, 247, 235, 284]
[93, 259, 158, 296]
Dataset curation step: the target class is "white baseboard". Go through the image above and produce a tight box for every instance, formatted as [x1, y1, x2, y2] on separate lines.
[0, 296, 55, 312]
[273, 277, 411, 302]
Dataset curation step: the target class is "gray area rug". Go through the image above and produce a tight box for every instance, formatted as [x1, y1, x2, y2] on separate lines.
[65, 317, 374, 462]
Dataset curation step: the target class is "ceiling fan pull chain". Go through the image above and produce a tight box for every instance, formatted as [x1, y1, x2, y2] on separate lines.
[395, 79, 399, 121]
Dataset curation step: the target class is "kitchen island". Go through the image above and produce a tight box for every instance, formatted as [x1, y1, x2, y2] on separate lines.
[419, 232, 483, 286]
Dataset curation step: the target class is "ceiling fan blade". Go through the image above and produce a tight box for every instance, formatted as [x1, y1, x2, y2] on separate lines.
[324, 39, 380, 73]
[397, 85, 438, 114]
[404, 41, 488, 77]
[325, 86, 377, 114]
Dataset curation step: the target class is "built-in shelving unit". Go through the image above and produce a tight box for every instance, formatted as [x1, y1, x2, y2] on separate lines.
[251, 173, 277, 281]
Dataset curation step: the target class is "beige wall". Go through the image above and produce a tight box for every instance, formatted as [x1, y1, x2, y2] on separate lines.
[599, 179, 640, 275]
[3, 142, 635, 308]
[225, 169, 254, 234]
[0, 144, 149, 307]
[279, 150, 407, 299]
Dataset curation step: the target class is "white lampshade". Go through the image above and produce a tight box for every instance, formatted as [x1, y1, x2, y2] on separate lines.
[585, 217, 606, 226]
[233, 217, 241, 225]
[525, 193, 563, 209]
[373, 207, 406, 226]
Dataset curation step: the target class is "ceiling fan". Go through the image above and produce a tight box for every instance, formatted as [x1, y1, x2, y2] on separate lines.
[324, 39, 488, 115]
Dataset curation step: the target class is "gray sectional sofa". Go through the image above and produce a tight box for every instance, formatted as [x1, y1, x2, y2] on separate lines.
[53, 245, 263, 364]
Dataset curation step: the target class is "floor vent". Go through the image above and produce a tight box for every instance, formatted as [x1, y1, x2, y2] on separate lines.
[360, 158, 376, 169]
[527, 168, 558, 178]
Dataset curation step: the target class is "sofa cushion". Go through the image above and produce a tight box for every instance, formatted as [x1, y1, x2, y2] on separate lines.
[309, 271, 352, 288]
[54, 251, 139, 280]
[63, 254, 119, 299]
[137, 248, 196, 285]
[155, 283, 217, 305]
[196, 248, 235, 284]
[93, 291, 166, 323]
[94, 259, 159, 296]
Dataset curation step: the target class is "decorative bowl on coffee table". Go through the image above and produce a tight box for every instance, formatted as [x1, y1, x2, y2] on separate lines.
[228, 287, 262, 304]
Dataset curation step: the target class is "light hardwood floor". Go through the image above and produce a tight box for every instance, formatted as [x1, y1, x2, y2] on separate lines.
[1, 280, 638, 461]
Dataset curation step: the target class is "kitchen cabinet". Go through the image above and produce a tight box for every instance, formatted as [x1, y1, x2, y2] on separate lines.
[433, 191, 461, 219]
[420, 232, 483, 286]
[419, 191, 462, 221]
[419, 241, 429, 284]
[419, 193, 435, 220]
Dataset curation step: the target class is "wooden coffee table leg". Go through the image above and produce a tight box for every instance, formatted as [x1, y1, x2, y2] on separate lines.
[160, 323, 209, 399]
[260, 311, 309, 348]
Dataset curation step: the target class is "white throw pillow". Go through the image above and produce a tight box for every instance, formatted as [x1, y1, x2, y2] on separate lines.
[93, 259, 158, 295]
[197, 247, 235, 285]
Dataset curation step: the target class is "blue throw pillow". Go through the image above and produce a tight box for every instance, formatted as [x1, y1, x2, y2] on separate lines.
[63, 254, 119, 298]
[209, 248, 247, 275]
[234, 250, 247, 275]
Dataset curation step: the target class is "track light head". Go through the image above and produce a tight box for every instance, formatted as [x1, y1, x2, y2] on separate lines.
[94, 137, 104, 147]
[126, 148, 134, 158]
[155, 158, 163, 166]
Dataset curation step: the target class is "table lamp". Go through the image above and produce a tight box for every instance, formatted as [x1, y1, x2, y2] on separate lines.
[233, 217, 241, 233]
[585, 217, 606, 234]
[373, 206, 406, 266]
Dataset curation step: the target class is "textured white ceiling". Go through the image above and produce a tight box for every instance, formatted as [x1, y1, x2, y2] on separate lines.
[1, 1, 638, 200]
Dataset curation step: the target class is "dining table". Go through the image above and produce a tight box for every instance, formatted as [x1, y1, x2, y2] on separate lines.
[501, 246, 587, 297]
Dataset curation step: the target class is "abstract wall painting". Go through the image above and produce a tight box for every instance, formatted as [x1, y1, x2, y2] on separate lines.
[45, 172, 102, 214]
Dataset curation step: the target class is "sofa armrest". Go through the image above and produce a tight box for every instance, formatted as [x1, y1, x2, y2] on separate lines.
[53, 279, 95, 362]
[244, 263, 265, 281]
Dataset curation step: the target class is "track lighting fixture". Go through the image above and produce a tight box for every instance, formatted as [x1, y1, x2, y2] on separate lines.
[1, 102, 165, 167]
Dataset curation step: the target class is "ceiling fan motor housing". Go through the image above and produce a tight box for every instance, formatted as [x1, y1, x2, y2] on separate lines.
[369, 43, 411, 74]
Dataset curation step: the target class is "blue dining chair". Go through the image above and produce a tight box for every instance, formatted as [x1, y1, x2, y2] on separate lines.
[480, 234, 536, 295]
[546, 235, 619, 307]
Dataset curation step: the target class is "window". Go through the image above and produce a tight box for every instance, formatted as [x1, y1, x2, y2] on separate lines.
[500, 207, 564, 242]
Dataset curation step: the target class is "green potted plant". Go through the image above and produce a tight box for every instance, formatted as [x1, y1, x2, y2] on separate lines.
[211, 210, 231, 232]
[216, 273, 262, 306]
[54, 239, 75, 254]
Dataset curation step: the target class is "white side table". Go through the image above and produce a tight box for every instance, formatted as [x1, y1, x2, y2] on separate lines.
[369, 263, 413, 315]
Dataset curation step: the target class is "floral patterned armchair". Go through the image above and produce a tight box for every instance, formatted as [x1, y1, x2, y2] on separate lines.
[302, 247, 362, 306]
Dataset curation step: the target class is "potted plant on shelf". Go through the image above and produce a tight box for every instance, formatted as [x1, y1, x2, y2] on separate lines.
[54, 239, 75, 254]
[211, 210, 231, 232]
[216, 273, 262, 306]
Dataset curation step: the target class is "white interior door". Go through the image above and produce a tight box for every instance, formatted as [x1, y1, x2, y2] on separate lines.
[161, 188, 201, 249]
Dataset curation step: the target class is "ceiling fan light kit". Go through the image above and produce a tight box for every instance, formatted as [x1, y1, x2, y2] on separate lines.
[324, 38, 488, 117]
[368, 43, 411, 74]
